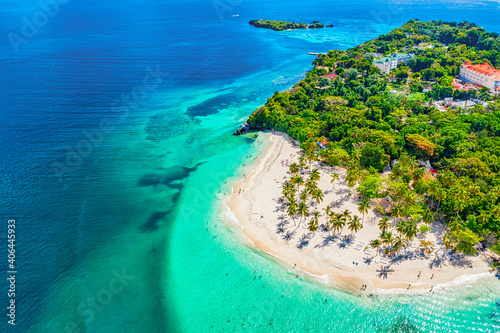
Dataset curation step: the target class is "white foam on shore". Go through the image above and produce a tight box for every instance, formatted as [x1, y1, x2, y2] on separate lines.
[374, 272, 495, 295]
[223, 199, 256, 248]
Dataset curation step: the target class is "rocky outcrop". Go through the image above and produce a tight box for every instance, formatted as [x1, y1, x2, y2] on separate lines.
[233, 123, 268, 135]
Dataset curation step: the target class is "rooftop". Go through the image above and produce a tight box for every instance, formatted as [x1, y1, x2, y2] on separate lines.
[320, 74, 338, 80]
[462, 62, 500, 80]
[374, 53, 414, 64]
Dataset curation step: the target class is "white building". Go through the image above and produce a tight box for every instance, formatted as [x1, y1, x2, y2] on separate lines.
[373, 53, 414, 74]
[459, 62, 500, 93]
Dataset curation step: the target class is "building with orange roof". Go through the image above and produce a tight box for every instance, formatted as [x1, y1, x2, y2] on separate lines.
[459, 62, 500, 92]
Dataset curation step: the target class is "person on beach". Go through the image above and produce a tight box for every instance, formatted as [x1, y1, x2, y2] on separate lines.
[407, 284, 411, 290]
[431, 273, 434, 279]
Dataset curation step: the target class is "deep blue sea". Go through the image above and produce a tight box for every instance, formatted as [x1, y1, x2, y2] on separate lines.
[1, 0, 500, 332]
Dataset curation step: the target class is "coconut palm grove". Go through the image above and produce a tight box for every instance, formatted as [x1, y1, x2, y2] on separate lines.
[248, 20, 500, 263]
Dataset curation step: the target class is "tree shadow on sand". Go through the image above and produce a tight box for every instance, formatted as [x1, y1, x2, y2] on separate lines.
[376, 265, 395, 279]
[283, 230, 296, 242]
[429, 256, 445, 269]
[314, 235, 337, 249]
[276, 216, 290, 234]
[297, 233, 314, 249]
[364, 256, 375, 265]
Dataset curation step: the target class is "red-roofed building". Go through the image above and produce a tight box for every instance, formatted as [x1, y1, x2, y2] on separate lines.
[459, 62, 500, 92]
[320, 74, 338, 80]
[452, 80, 462, 90]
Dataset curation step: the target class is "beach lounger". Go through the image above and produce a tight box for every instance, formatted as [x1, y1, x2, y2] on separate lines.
[375, 259, 380, 263]
[354, 245, 362, 251]
[381, 258, 388, 264]
[364, 249, 372, 255]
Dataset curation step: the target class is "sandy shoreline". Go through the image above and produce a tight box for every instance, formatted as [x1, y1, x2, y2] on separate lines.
[224, 132, 494, 295]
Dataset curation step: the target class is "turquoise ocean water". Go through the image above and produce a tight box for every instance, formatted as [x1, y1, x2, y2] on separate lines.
[1, 0, 500, 332]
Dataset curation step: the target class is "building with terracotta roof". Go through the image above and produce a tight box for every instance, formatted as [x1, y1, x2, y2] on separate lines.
[459, 62, 500, 92]
[320, 73, 338, 80]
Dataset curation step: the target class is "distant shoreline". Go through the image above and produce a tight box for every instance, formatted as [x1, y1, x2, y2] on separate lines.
[223, 132, 494, 295]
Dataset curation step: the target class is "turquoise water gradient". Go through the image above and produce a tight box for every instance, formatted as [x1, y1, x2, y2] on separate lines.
[1, 0, 500, 332]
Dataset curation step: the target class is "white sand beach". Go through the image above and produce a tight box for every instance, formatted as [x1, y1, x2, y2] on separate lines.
[225, 132, 494, 295]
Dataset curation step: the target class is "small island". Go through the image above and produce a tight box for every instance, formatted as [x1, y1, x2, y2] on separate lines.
[249, 19, 332, 31]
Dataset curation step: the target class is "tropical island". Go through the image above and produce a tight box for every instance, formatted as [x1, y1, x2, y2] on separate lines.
[226, 20, 500, 294]
[249, 19, 332, 31]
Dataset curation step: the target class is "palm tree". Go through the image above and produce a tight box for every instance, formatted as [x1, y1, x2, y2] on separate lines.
[289, 163, 299, 175]
[311, 189, 324, 206]
[345, 168, 361, 189]
[380, 231, 393, 247]
[438, 170, 455, 187]
[308, 211, 320, 232]
[492, 205, 500, 219]
[427, 179, 440, 209]
[347, 215, 363, 237]
[325, 212, 335, 235]
[331, 213, 345, 235]
[391, 203, 404, 222]
[453, 187, 469, 217]
[291, 175, 304, 194]
[477, 211, 490, 225]
[378, 217, 391, 233]
[297, 201, 309, 228]
[395, 221, 406, 235]
[403, 191, 417, 206]
[421, 208, 434, 225]
[370, 239, 381, 255]
[392, 234, 405, 253]
[358, 198, 370, 225]
[282, 181, 295, 201]
[448, 218, 463, 233]
[299, 190, 309, 203]
[303, 139, 316, 153]
[287, 199, 298, 225]
[330, 172, 340, 189]
[406, 220, 418, 241]
[341, 209, 351, 227]
[442, 232, 453, 251]
[285, 188, 296, 203]
[305, 179, 318, 198]
[308, 220, 318, 232]
[323, 205, 332, 218]
[412, 167, 425, 182]
[309, 169, 321, 182]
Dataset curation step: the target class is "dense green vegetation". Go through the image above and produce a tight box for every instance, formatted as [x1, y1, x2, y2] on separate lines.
[249, 20, 500, 257]
[249, 20, 327, 31]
